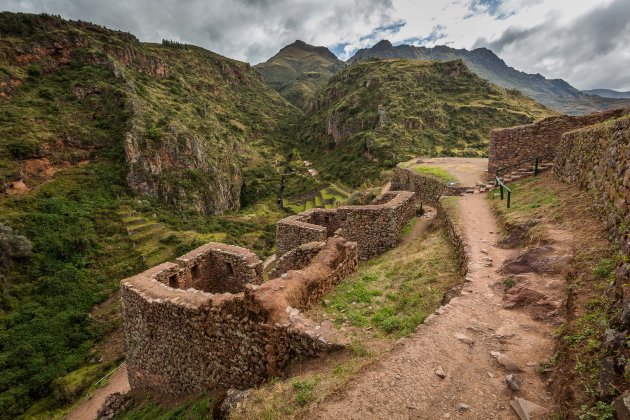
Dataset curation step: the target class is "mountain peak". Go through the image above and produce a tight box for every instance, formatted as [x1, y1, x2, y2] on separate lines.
[277, 39, 339, 61]
[373, 39, 393, 49]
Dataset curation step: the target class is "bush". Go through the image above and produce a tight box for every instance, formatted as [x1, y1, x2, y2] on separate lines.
[5, 138, 40, 159]
[27, 64, 42, 78]
[0, 222, 32, 266]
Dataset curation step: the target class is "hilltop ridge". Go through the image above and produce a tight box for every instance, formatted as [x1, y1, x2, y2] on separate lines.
[298, 58, 555, 185]
[254, 40, 346, 110]
[348, 40, 630, 115]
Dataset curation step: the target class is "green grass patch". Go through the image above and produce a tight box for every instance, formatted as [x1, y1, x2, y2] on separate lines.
[412, 165, 456, 183]
[120, 394, 215, 420]
[323, 227, 461, 337]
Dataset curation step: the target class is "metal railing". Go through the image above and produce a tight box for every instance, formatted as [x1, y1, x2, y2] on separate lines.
[495, 152, 555, 178]
[495, 176, 512, 208]
[493, 152, 555, 209]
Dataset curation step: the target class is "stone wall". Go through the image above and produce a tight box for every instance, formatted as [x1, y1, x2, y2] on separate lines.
[554, 115, 630, 333]
[121, 237, 358, 397]
[270, 241, 325, 279]
[391, 167, 468, 203]
[162, 242, 263, 294]
[436, 197, 469, 277]
[488, 108, 628, 178]
[276, 191, 416, 260]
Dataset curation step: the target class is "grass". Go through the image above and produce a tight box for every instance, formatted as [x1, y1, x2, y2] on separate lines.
[411, 165, 456, 183]
[489, 173, 620, 416]
[321, 224, 460, 337]
[489, 176, 559, 224]
[119, 394, 215, 419]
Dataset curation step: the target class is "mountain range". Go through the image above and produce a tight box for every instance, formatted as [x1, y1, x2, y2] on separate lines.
[259, 39, 630, 115]
[583, 88, 630, 99]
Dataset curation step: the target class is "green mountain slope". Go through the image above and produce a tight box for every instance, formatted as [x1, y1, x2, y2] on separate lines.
[349, 40, 630, 116]
[0, 12, 301, 215]
[299, 58, 556, 186]
[0, 12, 306, 418]
[254, 40, 346, 110]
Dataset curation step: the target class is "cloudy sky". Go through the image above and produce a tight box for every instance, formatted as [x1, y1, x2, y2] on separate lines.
[4, 0, 629, 90]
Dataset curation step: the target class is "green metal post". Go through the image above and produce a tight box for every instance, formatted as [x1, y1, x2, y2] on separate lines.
[534, 158, 539, 176]
[500, 184, 504, 200]
[507, 191, 511, 208]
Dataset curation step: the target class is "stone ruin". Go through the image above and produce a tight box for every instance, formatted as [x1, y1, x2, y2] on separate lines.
[487, 108, 628, 179]
[275, 191, 416, 259]
[121, 190, 416, 396]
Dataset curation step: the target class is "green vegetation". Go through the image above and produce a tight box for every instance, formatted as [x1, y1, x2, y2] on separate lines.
[0, 12, 308, 418]
[118, 394, 215, 419]
[230, 218, 461, 418]
[489, 176, 559, 226]
[322, 224, 461, 337]
[282, 182, 353, 213]
[255, 40, 346, 110]
[412, 166, 456, 183]
[292, 378, 319, 406]
[349, 40, 630, 115]
[299, 59, 555, 186]
[0, 162, 144, 418]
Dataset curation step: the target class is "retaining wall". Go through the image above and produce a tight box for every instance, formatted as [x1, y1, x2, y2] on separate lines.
[391, 167, 468, 203]
[488, 109, 627, 178]
[121, 237, 358, 396]
[436, 197, 469, 277]
[275, 191, 415, 260]
[554, 115, 630, 329]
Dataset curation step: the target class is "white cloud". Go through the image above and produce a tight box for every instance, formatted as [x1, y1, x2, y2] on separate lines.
[2, 0, 629, 90]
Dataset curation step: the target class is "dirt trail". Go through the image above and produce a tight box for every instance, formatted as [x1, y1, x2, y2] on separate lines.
[310, 193, 564, 419]
[66, 364, 130, 420]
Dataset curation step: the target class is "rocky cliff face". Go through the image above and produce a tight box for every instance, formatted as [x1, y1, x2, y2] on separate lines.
[0, 13, 299, 214]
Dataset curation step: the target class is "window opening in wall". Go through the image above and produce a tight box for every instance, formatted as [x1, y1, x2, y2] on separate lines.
[226, 262, 234, 277]
[191, 264, 201, 281]
[168, 274, 177, 288]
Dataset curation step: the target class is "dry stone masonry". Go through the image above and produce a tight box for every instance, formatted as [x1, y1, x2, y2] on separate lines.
[488, 109, 628, 179]
[391, 167, 468, 203]
[275, 191, 415, 260]
[554, 114, 630, 334]
[121, 237, 358, 396]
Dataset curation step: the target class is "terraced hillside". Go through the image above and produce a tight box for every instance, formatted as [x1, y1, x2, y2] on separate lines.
[299, 58, 555, 186]
[282, 182, 353, 213]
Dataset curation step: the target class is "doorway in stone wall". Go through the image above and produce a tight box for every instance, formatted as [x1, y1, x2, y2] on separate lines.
[168, 274, 177, 288]
[191, 264, 201, 282]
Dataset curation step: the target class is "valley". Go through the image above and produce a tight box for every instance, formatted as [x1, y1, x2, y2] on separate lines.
[0, 10, 628, 420]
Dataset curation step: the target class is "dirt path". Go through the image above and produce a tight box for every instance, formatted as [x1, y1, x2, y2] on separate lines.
[402, 157, 488, 187]
[66, 364, 130, 420]
[310, 193, 562, 419]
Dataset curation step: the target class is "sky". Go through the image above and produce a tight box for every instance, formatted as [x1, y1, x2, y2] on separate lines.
[3, 0, 629, 91]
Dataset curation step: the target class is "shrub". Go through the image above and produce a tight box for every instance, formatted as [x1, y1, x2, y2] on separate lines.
[0, 222, 32, 266]
[27, 64, 42, 78]
[5, 138, 40, 159]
